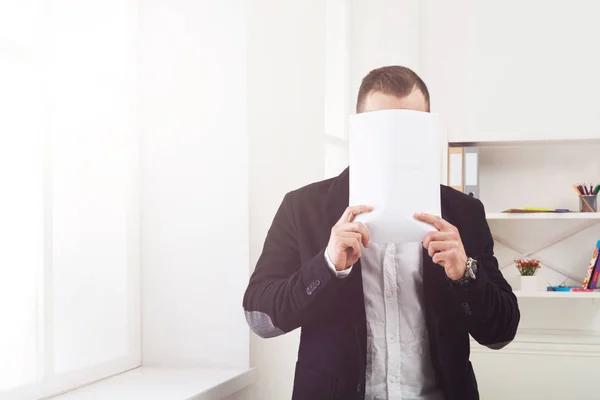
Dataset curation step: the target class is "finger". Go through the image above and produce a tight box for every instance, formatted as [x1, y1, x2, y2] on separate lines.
[414, 213, 455, 232]
[340, 236, 361, 258]
[337, 222, 370, 247]
[433, 257, 447, 268]
[338, 205, 374, 224]
[423, 231, 457, 248]
[338, 232, 362, 240]
[432, 250, 454, 265]
[427, 241, 457, 258]
[357, 222, 370, 247]
[336, 222, 361, 233]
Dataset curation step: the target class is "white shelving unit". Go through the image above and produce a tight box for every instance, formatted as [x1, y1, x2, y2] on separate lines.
[471, 328, 600, 356]
[513, 290, 600, 299]
[486, 212, 600, 220]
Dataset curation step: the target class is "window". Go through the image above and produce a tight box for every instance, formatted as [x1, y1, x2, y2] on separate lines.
[0, 2, 140, 398]
[0, 3, 43, 395]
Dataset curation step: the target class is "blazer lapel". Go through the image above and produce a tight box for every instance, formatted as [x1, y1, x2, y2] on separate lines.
[321, 167, 368, 366]
[423, 190, 450, 284]
[422, 247, 446, 286]
[422, 191, 450, 324]
[322, 167, 350, 228]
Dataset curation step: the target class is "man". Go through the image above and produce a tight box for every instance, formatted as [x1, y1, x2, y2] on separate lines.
[243, 66, 520, 400]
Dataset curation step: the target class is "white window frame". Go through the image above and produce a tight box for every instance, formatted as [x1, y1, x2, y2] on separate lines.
[324, 0, 351, 179]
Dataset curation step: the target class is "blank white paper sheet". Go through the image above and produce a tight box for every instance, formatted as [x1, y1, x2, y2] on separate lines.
[349, 109, 442, 243]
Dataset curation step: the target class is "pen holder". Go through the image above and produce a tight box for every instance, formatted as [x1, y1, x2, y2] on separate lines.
[579, 195, 598, 212]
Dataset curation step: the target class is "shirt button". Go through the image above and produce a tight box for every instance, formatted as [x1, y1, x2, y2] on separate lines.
[389, 376, 398, 383]
[386, 291, 393, 298]
[390, 334, 397, 341]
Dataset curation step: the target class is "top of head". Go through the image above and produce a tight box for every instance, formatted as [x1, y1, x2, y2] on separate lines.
[356, 66, 430, 114]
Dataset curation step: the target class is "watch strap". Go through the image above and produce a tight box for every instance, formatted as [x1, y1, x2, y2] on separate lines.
[450, 257, 478, 286]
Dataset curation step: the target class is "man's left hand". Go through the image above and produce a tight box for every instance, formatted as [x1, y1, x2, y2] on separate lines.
[414, 213, 468, 281]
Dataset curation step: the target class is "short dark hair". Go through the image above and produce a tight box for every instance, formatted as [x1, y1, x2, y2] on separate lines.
[356, 65, 430, 113]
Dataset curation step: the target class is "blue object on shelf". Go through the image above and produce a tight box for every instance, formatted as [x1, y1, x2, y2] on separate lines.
[546, 286, 573, 292]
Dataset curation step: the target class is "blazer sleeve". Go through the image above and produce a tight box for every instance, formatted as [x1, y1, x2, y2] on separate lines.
[242, 192, 350, 338]
[450, 199, 520, 349]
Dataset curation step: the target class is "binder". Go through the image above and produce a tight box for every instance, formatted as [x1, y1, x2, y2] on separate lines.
[447, 147, 464, 192]
[463, 147, 480, 198]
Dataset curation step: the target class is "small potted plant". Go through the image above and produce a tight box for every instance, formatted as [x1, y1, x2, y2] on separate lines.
[515, 258, 541, 291]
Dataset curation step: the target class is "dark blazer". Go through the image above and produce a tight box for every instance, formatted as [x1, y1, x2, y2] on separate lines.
[243, 168, 520, 400]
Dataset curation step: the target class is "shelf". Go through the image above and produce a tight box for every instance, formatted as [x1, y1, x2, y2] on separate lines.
[449, 137, 600, 147]
[471, 328, 600, 354]
[486, 212, 600, 220]
[513, 290, 600, 299]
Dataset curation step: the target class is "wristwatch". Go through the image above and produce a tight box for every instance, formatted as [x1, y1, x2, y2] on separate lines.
[451, 257, 478, 286]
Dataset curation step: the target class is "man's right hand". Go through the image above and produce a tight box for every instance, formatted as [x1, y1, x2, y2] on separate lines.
[326, 205, 372, 271]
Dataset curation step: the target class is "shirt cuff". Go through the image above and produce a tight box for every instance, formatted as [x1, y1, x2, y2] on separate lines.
[324, 250, 352, 278]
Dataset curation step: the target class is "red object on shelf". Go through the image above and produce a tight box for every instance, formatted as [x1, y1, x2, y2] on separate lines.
[582, 241, 600, 289]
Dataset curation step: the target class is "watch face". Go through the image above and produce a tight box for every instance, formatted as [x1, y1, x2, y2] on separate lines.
[467, 258, 477, 279]
[467, 268, 476, 280]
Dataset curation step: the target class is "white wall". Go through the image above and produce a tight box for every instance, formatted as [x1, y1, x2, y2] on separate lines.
[139, 0, 249, 369]
[246, 1, 327, 399]
[420, 0, 476, 140]
[348, 0, 422, 113]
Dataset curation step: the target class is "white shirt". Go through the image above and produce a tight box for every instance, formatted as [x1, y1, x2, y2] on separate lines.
[326, 243, 444, 400]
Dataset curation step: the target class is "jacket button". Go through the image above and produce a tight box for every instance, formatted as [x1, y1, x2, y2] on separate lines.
[461, 302, 472, 316]
[306, 280, 321, 296]
[356, 383, 362, 392]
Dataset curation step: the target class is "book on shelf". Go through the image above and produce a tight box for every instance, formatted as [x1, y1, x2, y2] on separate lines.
[582, 240, 600, 289]
[590, 269, 600, 290]
[589, 241, 600, 289]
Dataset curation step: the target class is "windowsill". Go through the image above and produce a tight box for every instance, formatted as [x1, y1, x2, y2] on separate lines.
[51, 367, 258, 400]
